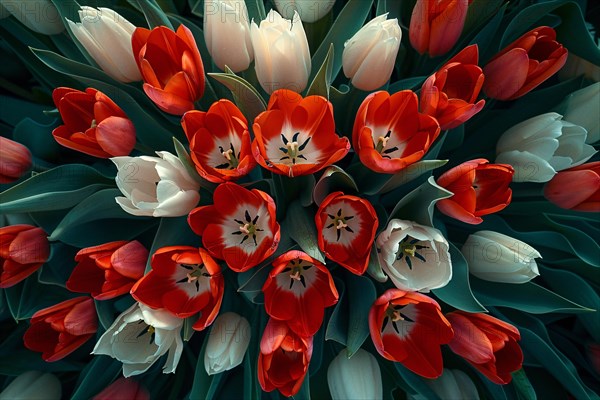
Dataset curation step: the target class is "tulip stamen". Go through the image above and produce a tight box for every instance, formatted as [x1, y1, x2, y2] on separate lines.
[286, 259, 312, 289]
[279, 132, 311, 166]
[177, 263, 210, 292]
[396, 237, 430, 270]
[326, 208, 355, 242]
[217, 144, 239, 169]
[375, 130, 393, 154]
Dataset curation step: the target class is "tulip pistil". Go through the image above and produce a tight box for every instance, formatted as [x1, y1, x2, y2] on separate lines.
[396, 236, 430, 270]
[374, 130, 399, 159]
[279, 132, 311, 165]
[282, 259, 313, 289]
[217, 144, 240, 169]
[232, 210, 263, 246]
[382, 305, 414, 334]
[326, 208, 355, 241]
[177, 263, 211, 292]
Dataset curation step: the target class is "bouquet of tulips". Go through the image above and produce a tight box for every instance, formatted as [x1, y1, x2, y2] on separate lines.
[1, 0, 599, 398]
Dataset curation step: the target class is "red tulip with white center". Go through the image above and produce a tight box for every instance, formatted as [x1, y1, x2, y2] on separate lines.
[181, 100, 256, 183]
[262, 250, 338, 337]
[315, 192, 379, 275]
[252, 89, 350, 178]
[257, 318, 313, 397]
[369, 289, 454, 378]
[130, 246, 224, 331]
[353, 90, 441, 174]
[188, 182, 280, 272]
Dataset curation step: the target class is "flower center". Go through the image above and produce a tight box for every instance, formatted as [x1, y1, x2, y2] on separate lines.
[279, 132, 311, 165]
[325, 207, 355, 242]
[396, 236, 430, 270]
[282, 259, 313, 289]
[232, 209, 263, 246]
[382, 305, 414, 334]
[136, 321, 157, 344]
[374, 130, 399, 159]
[177, 263, 210, 292]
[216, 143, 240, 169]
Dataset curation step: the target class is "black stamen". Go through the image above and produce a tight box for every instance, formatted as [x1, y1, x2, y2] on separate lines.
[245, 210, 251, 222]
[298, 137, 311, 151]
[292, 132, 300, 142]
[281, 134, 288, 145]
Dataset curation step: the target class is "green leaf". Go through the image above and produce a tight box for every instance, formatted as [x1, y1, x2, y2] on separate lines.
[292, 374, 311, 400]
[394, 364, 442, 400]
[38, 244, 78, 288]
[208, 69, 267, 124]
[173, 137, 217, 191]
[312, 165, 359, 205]
[309, 0, 374, 84]
[71, 355, 123, 400]
[471, 278, 594, 314]
[376, 0, 387, 15]
[48, 189, 157, 247]
[366, 243, 387, 283]
[325, 278, 347, 345]
[388, 176, 453, 227]
[345, 274, 376, 357]
[144, 216, 199, 273]
[284, 201, 325, 263]
[512, 369, 537, 400]
[388, 76, 427, 93]
[0, 96, 54, 127]
[189, 332, 226, 400]
[0, 165, 113, 213]
[137, 0, 174, 29]
[432, 243, 487, 313]
[12, 117, 62, 162]
[3, 278, 72, 321]
[245, 0, 266, 22]
[377, 160, 449, 195]
[307, 44, 334, 98]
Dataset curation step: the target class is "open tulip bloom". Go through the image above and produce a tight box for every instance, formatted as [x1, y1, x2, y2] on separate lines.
[3, 1, 599, 399]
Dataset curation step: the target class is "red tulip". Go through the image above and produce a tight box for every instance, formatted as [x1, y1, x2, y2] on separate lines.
[181, 100, 256, 183]
[421, 44, 485, 130]
[262, 250, 338, 337]
[353, 90, 441, 173]
[258, 318, 313, 397]
[0, 225, 49, 288]
[188, 182, 280, 272]
[369, 289, 453, 378]
[23, 296, 98, 362]
[315, 192, 378, 275]
[52, 87, 136, 158]
[436, 159, 514, 224]
[66, 241, 148, 300]
[0, 137, 32, 183]
[483, 26, 568, 100]
[446, 311, 523, 384]
[544, 162, 600, 212]
[132, 25, 205, 115]
[93, 377, 150, 400]
[252, 89, 350, 177]
[131, 246, 224, 331]
[409, 0, 469, 57]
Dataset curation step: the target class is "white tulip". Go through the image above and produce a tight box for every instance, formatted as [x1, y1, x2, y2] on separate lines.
[560, 83, 600, 144]
[342, 13, 401, 91]
[496, 112, 596, 182]
[461, 231, 541, 284]
[408, 369, 479, 400]
[66, 6, 141, 82]
[204, 0, 253, 72]
[274, 0, 335, 23]
[92, 303, 184, 377]
[204, 312, 251, 375]
[0, 371, 61, 400]
[112, 151, 200, 217]
[327, 349, 382, 400]
[0, 0, 64, 34]
[250, 9, 311, 94]
[376, 219, 452, 292]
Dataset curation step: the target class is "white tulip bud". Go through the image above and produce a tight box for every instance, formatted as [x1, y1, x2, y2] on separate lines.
[204, 0, 253, 72]
[274, 0, 335, 23]
[376, 219, 452, 292]
[250, 10, 311, 94]
[0, 371, 61, 400]
[111, 151, 201, 218]
[461, 231, 541, 284]
[408, 369, 480, 400]
[66, 6, 141, 82]
[496, 112, 596, 182]
[560, 83, 600, 144]
[0, 0, 64, 34]
[92, 303, 184, 377]
[204, 312, 251, 375]
[327, 349, 383, 400]
[342, 13, 401, 91]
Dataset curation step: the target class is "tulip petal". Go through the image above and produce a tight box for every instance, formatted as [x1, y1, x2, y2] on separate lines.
[483, 48, 529, 100]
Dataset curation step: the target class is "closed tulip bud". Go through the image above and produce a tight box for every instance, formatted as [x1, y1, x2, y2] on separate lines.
[544, 162, 600, 212]
[496, 113, 596, 182]
[483, 26, 567, 100]
[0, 137, 32, 183]
[111, 152, 201, 217]
[250, 10, 311, 94]
[407, 369, 480, 400]
[327, 349, 383, 400]
[560, 83, 600, 143]
[274, 0, 335, 23]
[204, 312, 251, 375]
[204, 0, 253, 72]
[67, 7, 141, 83]
[0, 371, 61, 400]
[342, 14, 401, 91]
[0, 0, 64, 35]
[461, 231, 541, 284]
[0, 224, 49, 288]
[409, 0, 469, 58]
